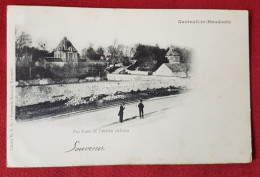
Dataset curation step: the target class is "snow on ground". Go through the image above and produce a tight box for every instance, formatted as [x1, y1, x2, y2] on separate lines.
[12, 93, 191, 166]
[11, 92, 248, 167]
[16, 77, 190, 107]
[17, 93, 188, 129]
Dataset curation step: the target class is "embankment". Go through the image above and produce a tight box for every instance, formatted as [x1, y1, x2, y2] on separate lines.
[16, 77, 190, 107]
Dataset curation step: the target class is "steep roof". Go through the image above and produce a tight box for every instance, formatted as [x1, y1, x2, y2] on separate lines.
[165, 48, 180, 56]
[164, 63, 187, 72]
[55, 37, 77, 52]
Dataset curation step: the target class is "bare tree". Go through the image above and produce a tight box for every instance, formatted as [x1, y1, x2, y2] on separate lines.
[107, 40, 125, 66]
[124, 45, 133, 58]
[96, 47, 105, 56]
[37, 39, 47, 50]
[81, 48, 88, 60]
[15, 29, 32, 60]
[170, 45, 192, 78]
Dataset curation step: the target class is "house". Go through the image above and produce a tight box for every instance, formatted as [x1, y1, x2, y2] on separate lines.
[153, 63, 188, 77]
[127, 60, 157, 75]
[125, 61, 156, 75]
[53, 37, 78, 63]
[165, 48, 181, 63]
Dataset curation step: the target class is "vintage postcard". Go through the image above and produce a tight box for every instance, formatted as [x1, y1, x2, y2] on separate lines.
[7, 6, 251, 167]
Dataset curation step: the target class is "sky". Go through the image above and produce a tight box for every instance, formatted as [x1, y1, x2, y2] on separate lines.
[12, 6, 195, 53]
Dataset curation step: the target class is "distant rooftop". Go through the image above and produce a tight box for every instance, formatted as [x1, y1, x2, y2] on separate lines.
[55, 37, 77, 52]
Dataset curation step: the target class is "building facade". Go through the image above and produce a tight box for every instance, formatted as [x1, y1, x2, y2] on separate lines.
[165, 48, 181, 63]
[54, 37, 78, 62]
[153, 63, 187, 77]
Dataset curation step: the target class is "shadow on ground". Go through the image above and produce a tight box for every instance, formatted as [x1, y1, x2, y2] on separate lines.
[101, 107, 174, 128]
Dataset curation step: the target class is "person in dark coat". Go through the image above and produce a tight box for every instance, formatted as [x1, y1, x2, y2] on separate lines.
[138, 100, 144, 118]
[118, 103, 125, 123]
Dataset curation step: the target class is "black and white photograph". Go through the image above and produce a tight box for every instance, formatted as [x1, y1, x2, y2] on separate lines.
[7, 6, 251, 167]
[14, 27, 192, 123]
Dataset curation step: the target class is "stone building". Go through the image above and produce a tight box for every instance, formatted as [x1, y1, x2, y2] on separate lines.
[54, 37, 78, 62]
[153, 63, 187, 77]
[154, 48, 189, 77]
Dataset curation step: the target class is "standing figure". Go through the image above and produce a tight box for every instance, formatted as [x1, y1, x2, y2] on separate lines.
[118, 103, 125, 123]
[138, 100, 144, 118]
